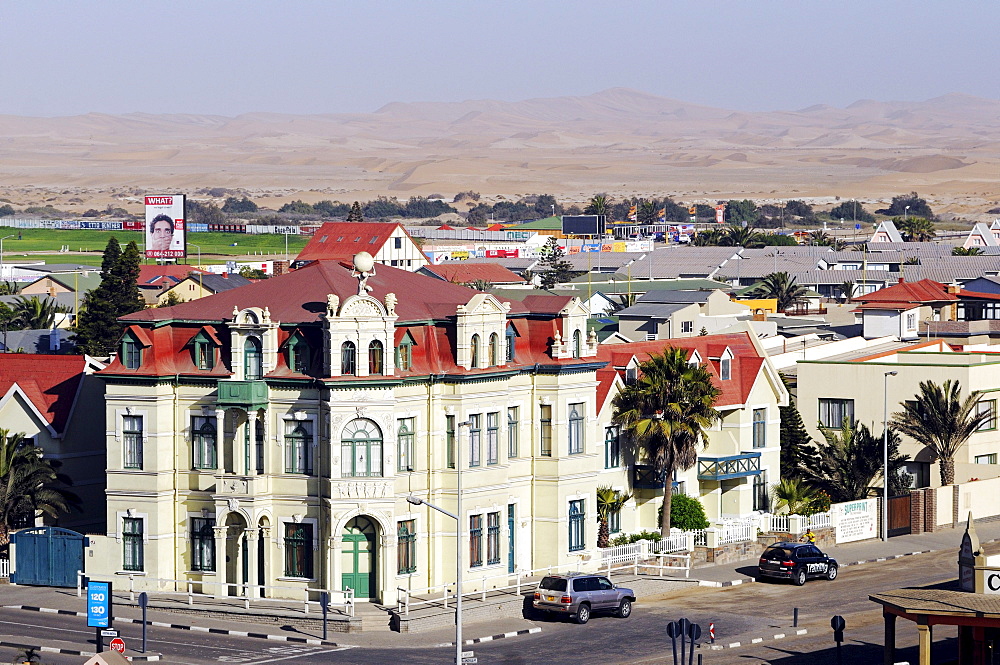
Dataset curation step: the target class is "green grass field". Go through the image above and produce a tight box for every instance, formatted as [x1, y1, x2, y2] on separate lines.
[0, 229, 309, 264]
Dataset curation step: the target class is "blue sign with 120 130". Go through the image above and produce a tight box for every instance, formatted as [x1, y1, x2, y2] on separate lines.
[87, 581, 111, 628]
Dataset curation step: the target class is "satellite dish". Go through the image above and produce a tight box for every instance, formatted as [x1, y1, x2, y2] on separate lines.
[353, 252, 375, 273]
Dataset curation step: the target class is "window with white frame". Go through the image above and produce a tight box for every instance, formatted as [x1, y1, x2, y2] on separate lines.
[605, 426, 620, 468]
[283, 523, 313, 578]
[190, 517, 215, 572]
[341, 418, 383, 478]
[487, 512, 501, 565]
[752, 408, 766, 448]
[906, 312, 917, 329]
[469, 515, 483, 567]
[397, 520, 416, 574]
[568, 500, 585, 551]
[123, 415, 143, 470]
[284, 420, 313, 474]
[720, 357, 731, 380]
[122, 517, 144, 571]
[681, 321, 694, 333]
[540, 405, 552, 456]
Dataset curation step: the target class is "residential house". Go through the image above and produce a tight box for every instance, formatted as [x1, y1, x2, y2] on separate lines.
[871, 220, 904, 243]
[419, 263, 525, 286]
[294, 222, 427, 270]
[965, 224, 1000, 250]
[616, 290, 751, 341]
[157, 273, 253, 305]
[854, 279, 959, 340]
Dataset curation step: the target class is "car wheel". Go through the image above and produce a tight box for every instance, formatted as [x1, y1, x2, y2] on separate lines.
[826, 565, 838, 581]
[575, 603, 591, 624]
[616, 599, 632, 618]
[793, 569, 807, 586]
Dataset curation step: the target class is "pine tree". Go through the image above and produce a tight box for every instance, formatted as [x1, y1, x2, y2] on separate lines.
[111, 241, 145, 316]
[779, 374, 814, 479]
[346, 201, 364, 222]
[538, 237, 576, 290]
[75, 238, 144, 357]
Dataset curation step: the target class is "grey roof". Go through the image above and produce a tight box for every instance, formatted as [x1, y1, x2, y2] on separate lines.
[788, 270, 901, 285]
[0, 292, 79, 310]
[615, 247, 738, 279]
[16, 263, 100, 274]
[180, 273, 253, 293]
[0, 328, 76, 354]
[871, 221, 904, 243]
[717, 256, 822, 279]
[867, 242, 1000, 255]
[615, 303, 692, 319]
[460, 257, 539, 271]
[564, 252, 645, 271]
[739, 246, 834, 257]
[637, 290, 713, 304]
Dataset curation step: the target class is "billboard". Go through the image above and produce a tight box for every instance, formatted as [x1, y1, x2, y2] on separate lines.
[144, 195, 186, 259]
[561, 215, 606, 236]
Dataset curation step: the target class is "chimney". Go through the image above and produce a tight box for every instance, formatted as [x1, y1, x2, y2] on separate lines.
[947, 284, 961, 294]
[898, 278, 904, 284]
[49, 327, 60, 351]
[273, 260, 289, 276]
[222, 272, 228, 279]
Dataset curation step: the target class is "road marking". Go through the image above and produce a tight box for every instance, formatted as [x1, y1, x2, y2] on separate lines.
[774, 633, 785, 639]
[0, 620, 251, 652]
[218, 647, 350, 665]
[751, 638, 763, 644]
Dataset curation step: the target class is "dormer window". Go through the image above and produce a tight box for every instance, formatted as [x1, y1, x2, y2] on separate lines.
[342, 341, 357, 376]
[190, 328, 219, 371]
[368, 340, 384, 375]
[287, 334, 310, 374]
[470, 334, 481, 368]
[244, 337, 263, 380]
[720, 357, 731, 380]
[396, 331, 416, 371]
[122, 338, 142, 369]
[505, 323, 517, 362]
[489, 333, 500, 366]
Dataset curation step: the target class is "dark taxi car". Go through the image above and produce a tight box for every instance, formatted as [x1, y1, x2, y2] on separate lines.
[757, 542, 838, 585]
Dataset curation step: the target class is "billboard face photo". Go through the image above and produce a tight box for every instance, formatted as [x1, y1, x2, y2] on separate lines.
[145, 195, 186, 259]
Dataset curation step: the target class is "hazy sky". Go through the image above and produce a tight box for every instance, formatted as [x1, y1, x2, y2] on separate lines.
[2, 0, 997, 117]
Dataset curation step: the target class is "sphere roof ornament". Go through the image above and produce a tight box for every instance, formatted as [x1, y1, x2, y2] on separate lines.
[353, 251, 375, 274]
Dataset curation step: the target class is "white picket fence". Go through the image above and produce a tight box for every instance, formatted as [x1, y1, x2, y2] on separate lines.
[0, 558, 9, 578]
[718, 520, 756, 545]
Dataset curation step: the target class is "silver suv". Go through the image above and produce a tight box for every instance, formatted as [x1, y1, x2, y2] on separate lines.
[532, 573, 636, 624]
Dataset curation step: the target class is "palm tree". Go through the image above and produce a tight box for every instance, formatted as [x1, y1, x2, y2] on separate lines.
[692, 228, 723, 246]
[10, 296, 70, 330]
[0, 430, 78, 550]
[584, 194, 611, 216]
[612, 348, 721, 537]
[897, 217, 936, 242]
[838, 280, 856, 303]
[892, 380, 991, 486]
[749, 272, 808, 312]
[953, 247, 984, 256]
[466, 279, 493, 291]
[722, 224, 761, 248]
[770, 478, 822, 515]
[595, 486, 631, 548]
[798, 420, 910, 503]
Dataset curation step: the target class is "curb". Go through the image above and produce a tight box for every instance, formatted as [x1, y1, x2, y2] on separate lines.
[707, 628, 808, 650]
[435, 626, 541, 647]
[2, 606, 340, 647]
[693, 549, 935, 587]
[0, 640, 161, 661]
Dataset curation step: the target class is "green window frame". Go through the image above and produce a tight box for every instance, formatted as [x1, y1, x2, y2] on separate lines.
[486, 412, 499, 465]
[122, 339, 142, 369]
[469, 414, 481, 467]
[605, 426, 620, 469]
[193, 333, 215, 370]
[397, 418, 414, 472]
[283, 523, 313, 579]
[568, 500, 585, 552]
[284, 421, 313, 475]
[609, 507, 621, 534]
[977, 399, 997, 431]
[192, 416, 217, 470]
[123, 415, 143, 470]
[540, 405, 552, 457]
[487, 512, 501, 565]
[397, 520, 416, 575]
[288, 334, 310, 374]
[507, 407, 519, 458]
[244, 337, 263, 380]
[123, 517, 144, 572]
[446, 415, 456, 469]
[396, 331, 416, 371]
[469, 515, 483, 567]
[340, 418, 383, 478]
[190, 517, 215, 572]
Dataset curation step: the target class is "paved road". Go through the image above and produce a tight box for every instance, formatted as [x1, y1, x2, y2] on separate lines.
[0, 547, 971, 665]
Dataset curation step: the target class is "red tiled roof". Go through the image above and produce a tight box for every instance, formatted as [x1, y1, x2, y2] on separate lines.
[520, 295, 574, 314]
[123, 260, 528, 326]
[594, 333, 765, 411]
[296, 222, 413, 262]
[424, 263, 525, 285]
[855, 279, 957, 307]
[0, 354, 88, 433]
[958, 289, 1000, 302]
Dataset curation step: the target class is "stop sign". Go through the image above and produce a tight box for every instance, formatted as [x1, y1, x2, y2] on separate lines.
[109, 638, 126, 653]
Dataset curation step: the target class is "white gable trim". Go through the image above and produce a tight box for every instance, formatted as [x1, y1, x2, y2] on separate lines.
[0, 383, 59, 438]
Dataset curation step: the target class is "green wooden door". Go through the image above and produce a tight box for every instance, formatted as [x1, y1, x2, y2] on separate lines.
[341, 517, 377, 599]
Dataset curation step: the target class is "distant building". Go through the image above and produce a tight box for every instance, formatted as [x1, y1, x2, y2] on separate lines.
[964, 223, 1000, 249]
[870, 220, 903, 243]
[157, 272, 253, 305]
[294, 222, 426, 271]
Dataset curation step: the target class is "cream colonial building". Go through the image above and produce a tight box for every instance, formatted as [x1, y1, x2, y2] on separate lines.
[89, 256, 785, 603]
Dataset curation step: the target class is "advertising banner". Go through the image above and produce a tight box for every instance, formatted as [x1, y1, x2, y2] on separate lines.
[144, 195, 186, 259]
[715, 205, 725, 224]
[833, 498, 878, 543]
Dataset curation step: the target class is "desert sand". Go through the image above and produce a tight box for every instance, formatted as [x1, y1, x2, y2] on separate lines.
[1, 88, 998, 217]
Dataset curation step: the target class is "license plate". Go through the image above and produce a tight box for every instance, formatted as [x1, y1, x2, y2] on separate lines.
[546, 595, 555, 601]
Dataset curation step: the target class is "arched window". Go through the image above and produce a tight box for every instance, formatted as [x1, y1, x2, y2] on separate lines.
[287, 334, 309, 374]
[341, 341, 357, 375]
[572, 329, 582, 358]
[489, 333, 500, 366]
[470, 334, 480, 368]
[244, 337, 262, 380]
[368, 340, 384, 375]
[341, 418, 383, 478]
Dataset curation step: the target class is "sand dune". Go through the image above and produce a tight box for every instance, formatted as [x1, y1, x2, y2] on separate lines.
[1, 88, 999, 215]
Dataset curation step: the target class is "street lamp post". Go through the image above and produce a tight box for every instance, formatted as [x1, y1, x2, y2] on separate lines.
[0, 234, 15, 281]
[407, 418, 471, 665]
[904, 205, 910, 222]
[883, 370, 898, 541]
[189, 244, 203, 294]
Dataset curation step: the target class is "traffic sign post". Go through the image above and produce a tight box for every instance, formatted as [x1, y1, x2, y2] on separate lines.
[109, 638, 125, 654]
[666, 621, 680, 665]
[87, 581, 112, 653]
[320, 591, 329, 642]
[831, 615, 846, 665]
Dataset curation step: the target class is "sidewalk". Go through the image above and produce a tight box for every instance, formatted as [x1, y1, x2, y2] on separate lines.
[688, 515, 1000, 585]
